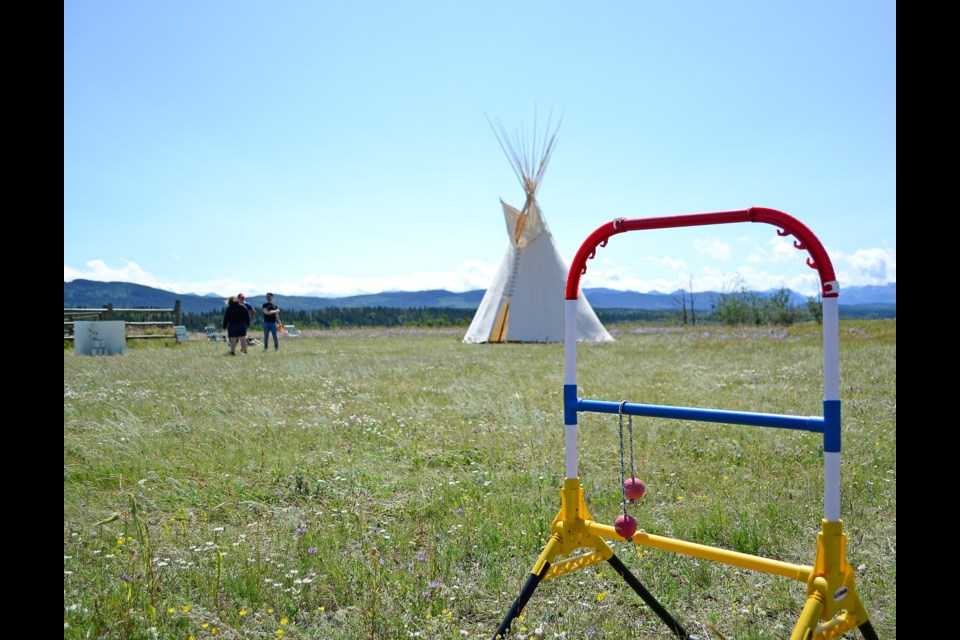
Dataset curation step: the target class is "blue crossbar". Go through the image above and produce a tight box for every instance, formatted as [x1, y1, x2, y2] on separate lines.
[576, 399, 824, 433]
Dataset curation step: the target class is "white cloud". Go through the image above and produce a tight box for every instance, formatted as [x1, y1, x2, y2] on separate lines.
[745, 236, 803, 265]
[842, 248, 896, 282]
[65, 247, 894, 300]
[276, 266, 497, 298]
[647, 256, 687, 271]
[64, 259, 155, 285]
[691, 238, 730, 261]
[65, 259, 501, 298]
[824, 247, 895, 291]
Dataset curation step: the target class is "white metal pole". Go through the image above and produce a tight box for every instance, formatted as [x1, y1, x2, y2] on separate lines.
[565, 299, 578, 480]
[821, 292, 841, 522]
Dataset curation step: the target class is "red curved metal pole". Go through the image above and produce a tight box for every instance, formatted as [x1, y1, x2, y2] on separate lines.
[565, 207, 837, 300]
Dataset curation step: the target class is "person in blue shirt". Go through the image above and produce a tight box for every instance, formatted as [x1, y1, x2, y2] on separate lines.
[237, 293, 256, 324]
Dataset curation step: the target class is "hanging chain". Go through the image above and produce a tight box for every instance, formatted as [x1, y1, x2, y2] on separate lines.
[627, 410, 636, 484]
[618, 401, 628, 517]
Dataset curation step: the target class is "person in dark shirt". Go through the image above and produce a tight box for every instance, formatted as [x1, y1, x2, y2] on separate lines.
[261, 292, 281, 351]
[222, 296, 251, 355]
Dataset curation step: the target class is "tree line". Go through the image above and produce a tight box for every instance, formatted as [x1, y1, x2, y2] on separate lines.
[181, 306, 478, 332]
[177, 288, 823, 332]
[70, 284, 892, 336]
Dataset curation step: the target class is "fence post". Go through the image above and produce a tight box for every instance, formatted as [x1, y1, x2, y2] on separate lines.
[103, 303, 114, 320]
[174, 300, 182, 326]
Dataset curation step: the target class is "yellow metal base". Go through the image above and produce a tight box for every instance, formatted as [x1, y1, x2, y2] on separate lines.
[518, 478, 875, 639]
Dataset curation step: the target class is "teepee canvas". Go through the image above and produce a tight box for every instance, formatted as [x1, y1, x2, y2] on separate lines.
[464, 119, 613, 344]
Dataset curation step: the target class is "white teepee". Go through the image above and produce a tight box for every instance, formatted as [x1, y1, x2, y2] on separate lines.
[463, 118, 613, 344]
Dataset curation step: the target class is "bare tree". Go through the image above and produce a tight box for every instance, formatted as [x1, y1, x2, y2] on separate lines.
[672, 288, 688, 325]
[687, 275, 697, 326]
[671, 275, 698, 326]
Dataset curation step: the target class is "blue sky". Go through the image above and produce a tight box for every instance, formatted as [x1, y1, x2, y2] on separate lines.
[64, 1, 895, 299]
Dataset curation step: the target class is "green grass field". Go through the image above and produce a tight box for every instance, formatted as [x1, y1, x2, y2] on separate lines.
[64, 321, 896, 639]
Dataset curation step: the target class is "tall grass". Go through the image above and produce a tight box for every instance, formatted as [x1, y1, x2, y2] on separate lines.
[64, 321, 896, 639]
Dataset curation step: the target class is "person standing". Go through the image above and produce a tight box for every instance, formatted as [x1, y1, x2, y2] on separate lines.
[262, 292, 281, 351]
[223, 296, 251, 355]
[238, 293, 256, 324]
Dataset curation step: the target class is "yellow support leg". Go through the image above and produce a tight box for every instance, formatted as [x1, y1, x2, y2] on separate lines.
[792, 578, 827, 640]
[540, 478, 614, 581]
[496, 483, 879, 640]
[799, 519, 874, 639]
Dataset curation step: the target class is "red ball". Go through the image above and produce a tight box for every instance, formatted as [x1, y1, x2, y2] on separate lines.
[614, 514, 637, 539]
[623, 477, 645, 501]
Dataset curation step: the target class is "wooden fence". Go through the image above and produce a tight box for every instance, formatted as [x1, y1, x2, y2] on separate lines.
[64, 301, 182, 340]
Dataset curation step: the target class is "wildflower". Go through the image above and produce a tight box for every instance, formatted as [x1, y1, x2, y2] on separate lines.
[276, 631, 284, 637]
[596, 590, 608, 602]
[240, 609, 248, 616]
[182, 605, 191, 612]
[202, 623, 209, 629]
[280, 618, 289, 625]
[308, 547, 318, 555]
[318, 606, 325, 612]
[295, 527, 307, 536]
[167, 607, 175, 614]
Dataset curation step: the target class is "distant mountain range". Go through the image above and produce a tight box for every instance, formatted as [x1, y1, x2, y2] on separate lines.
[64, 279, 896, 316]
